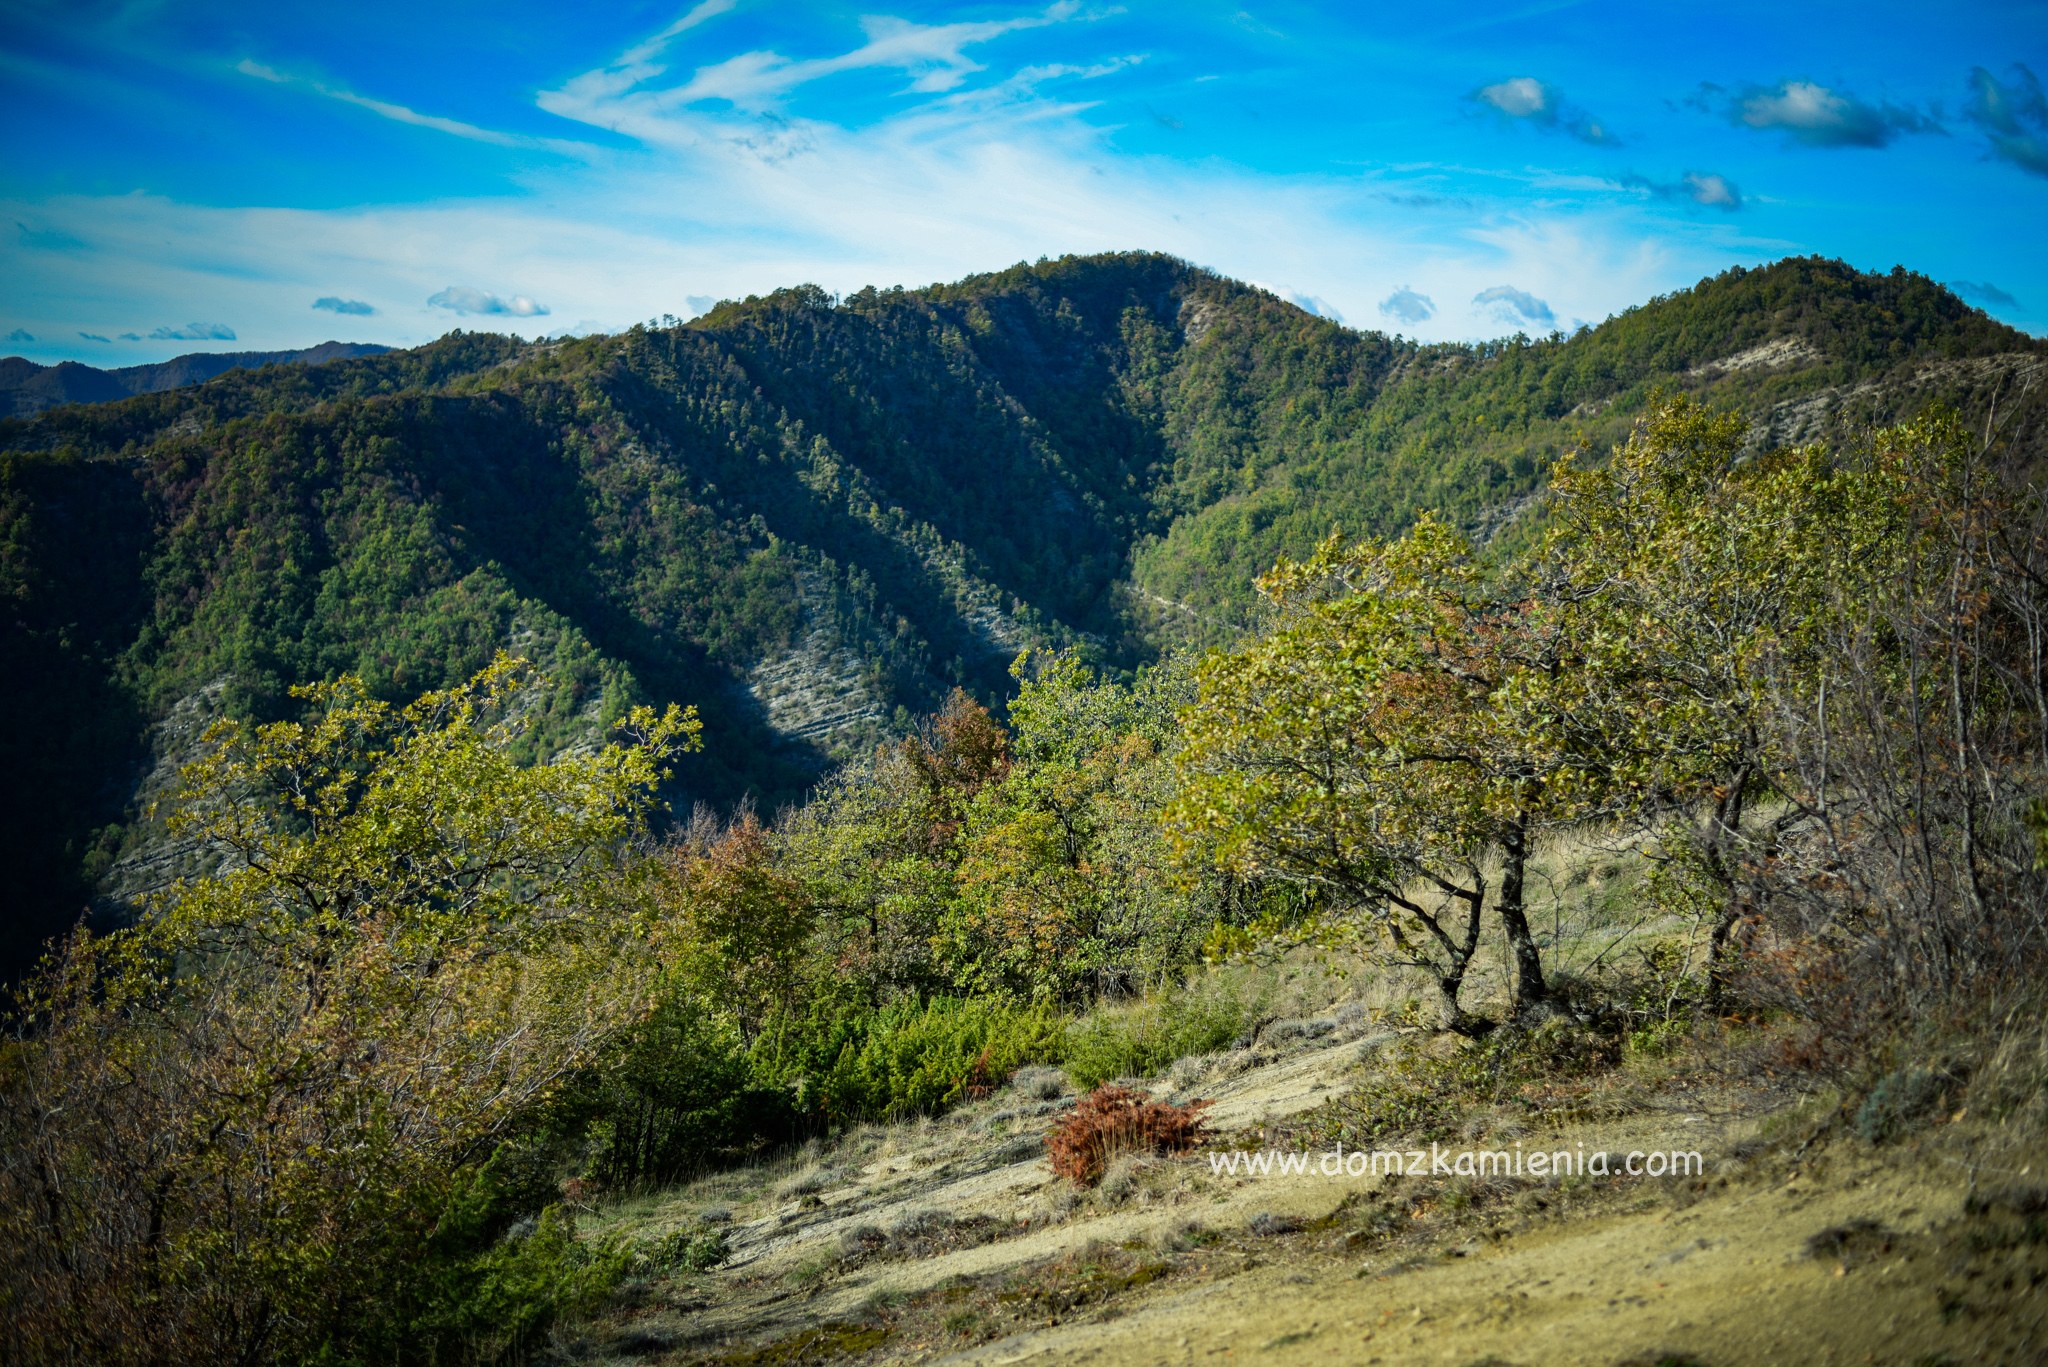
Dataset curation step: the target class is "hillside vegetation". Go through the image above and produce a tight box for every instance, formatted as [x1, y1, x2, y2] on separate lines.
[4, 317, 2047, 1364]
[2, 252, 2040, 982]
[0, 341, 392, 419]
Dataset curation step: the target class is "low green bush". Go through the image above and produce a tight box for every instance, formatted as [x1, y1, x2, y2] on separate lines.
[638, 1225, 730, 1275]
[1853, 1065, 1954, 1144]
[344, 1157, 631, 1367]
[401, 1206, 629, 1367]
[813, 996, 1067, 1119]
[560, 992, 806, 1188]
[1063, 975, 1267, 1089]
[1294, 1020, 1621, 1148]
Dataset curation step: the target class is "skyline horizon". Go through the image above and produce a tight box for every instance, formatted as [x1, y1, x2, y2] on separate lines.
[5, 2, 2043, 365]
[4, 246, 2035, 374]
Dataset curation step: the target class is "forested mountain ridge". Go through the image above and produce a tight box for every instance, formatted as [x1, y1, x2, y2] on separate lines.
[0, 341, 393, 419]
[1, 251, 2040, 979]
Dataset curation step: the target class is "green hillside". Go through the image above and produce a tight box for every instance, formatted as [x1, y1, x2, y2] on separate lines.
[0, 251, 2039, 980]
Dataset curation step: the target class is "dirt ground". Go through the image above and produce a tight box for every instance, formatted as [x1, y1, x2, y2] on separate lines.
[935, 1134, 2048, 1366]
[568, 997, 2048, 1367]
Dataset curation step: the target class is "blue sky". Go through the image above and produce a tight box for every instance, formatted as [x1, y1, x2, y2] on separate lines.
[2, 1, 2044, 363]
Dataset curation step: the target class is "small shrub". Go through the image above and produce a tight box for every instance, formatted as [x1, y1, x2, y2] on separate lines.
[838, 1223, 888, 1258]
[1804, 1217, 1895, 1267]
[642, 1224, 730, 1274]
[1296, 1021, 1621, 1149]
[1853, 1066, 1952, 1144]
[1064, 976, 1267, 1089]
[1262, 1017, 1334, 1045]
[1096, 1155, 1143, 1205]
[1625, 1016, 1688, 1060]
[810, 997, 1066, 1119]
[888, 1207, 950, 1240]
[1012, 1064, 1070, 1100]
[785, 1252, 836, 1289]
[777, 1164, 830, 1198]
[1046, 1084, 1211, 1186]
[994, 1132, 1046, 1164]
[1247, 1211, 1302, 1237]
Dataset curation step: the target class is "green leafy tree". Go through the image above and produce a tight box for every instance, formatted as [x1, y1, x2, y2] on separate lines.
[1532, 397, 1883, 994]
[0, 656, 697, 1367]
[1176, 511, 1632, 1024]
[943, 651, 1254, 1002]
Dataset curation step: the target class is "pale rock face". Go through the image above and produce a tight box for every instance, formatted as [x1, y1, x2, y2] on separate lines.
[1686, 336, 1825, 377]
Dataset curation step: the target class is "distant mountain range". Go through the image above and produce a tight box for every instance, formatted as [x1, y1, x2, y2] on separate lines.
[1, 252, 2042, 980]
[0, 341, 392, 418]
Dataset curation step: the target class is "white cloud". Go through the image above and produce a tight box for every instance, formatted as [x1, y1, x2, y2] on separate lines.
[0, 7, 1762, 361]
[1618, 169, 1743, 211]
[1731, 80, 1938, 148]
[1473, 284, 1555, 329]
[1477, 76, 1548, 120]
[1472, 76, 1617, 145]
[235, 58, 593, 155]
[150, 322, 237, 340]
[626, 4, 1081, 113]
[1378, 286, 1435, 324]
[1681, 171, 1740, 209]
[427, 286, 549, 317]
[620, 0, 743, 68]
[1249, 281, 1343, 321]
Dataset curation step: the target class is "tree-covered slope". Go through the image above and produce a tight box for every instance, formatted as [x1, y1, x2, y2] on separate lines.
[0, 341, 393, 419]
[0, 251, 2039, 979]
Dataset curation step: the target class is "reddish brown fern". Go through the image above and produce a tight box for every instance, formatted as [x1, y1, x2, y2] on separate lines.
[1045, 1084, 1212, 1186]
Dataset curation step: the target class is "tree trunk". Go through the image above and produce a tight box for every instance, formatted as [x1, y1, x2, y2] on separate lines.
[1701, 765, 1749, 1011]
[1498, 817, 1550, 1017]
[1434, 970, 1469, 1034]
[1706, 904, 1744, 1008]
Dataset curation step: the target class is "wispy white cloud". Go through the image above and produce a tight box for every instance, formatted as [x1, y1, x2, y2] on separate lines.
[1965, 65, 2048, 176]
[0, 5, 1768, 360]
[235, 58, 593, 155]
[1950, 278, 2018, 308]
[1249, 281, 1343, 321]
[645, 3, 1081, 112]
[620, 0, 744, 68]
[313, 296, 377, 315]
[1619, 169, 1742, 210]
[150, 321, 236, 340]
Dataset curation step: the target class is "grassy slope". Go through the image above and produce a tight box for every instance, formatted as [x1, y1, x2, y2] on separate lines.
[560, 833, 2048, 1367]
